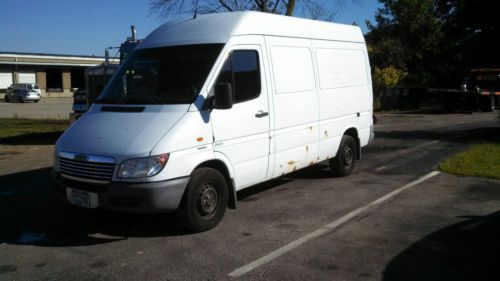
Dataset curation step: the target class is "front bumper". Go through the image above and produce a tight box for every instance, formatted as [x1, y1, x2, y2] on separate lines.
[52, 170, 189, 213]
[22, 95, 41, 101]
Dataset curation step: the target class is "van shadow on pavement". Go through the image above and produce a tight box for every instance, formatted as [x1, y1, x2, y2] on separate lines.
[0, 168, 190, 247]
[237, 163, 339, 202]
[383, 210, 500, 281]
[0, 165, 330, 247]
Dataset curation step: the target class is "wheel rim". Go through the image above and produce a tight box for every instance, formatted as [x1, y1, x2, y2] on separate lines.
[197, 184, 219, 218]
[343, 146, 353, 168]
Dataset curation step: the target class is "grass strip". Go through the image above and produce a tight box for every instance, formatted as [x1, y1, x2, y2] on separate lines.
[0, 118, 69, 144]
[440, 143, 500, 180]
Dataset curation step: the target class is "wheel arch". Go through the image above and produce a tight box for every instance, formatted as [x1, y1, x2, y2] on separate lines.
[343, 127, 361, 160]
[194, 159, 237, 209]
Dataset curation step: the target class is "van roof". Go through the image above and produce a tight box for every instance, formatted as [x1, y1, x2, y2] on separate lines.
[138, 11, 365, 50]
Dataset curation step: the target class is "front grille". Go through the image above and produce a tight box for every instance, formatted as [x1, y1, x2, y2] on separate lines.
[59, 157, 115, 182]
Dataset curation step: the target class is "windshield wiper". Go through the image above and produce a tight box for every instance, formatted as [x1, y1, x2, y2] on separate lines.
[94, 97, 124, 104]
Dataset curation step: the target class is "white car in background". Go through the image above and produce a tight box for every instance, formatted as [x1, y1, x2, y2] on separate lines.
[4, 83, 42, 103]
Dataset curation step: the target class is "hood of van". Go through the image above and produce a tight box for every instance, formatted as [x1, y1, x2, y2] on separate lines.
[56, 104, 189, 161]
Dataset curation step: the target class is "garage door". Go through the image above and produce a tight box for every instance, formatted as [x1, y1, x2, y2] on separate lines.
[19, 72, 37, 84]
[0, 72, 13, 89]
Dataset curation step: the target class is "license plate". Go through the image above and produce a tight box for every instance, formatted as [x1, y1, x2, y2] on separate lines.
[66, 188, 98, 208]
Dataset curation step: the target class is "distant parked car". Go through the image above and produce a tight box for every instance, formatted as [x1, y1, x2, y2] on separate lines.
[4, 83, 41, 103]
[72, 89, 88, 113]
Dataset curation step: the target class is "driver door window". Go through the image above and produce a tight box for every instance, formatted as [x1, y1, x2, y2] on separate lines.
[215, 50, 261, 103]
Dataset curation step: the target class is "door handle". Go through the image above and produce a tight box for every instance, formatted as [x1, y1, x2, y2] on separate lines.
[255, 110, 269, 118]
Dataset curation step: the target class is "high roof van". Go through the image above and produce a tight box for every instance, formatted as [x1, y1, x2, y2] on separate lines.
[53, 11, 374, 231]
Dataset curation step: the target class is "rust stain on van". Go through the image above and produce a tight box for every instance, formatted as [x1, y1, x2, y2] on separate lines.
[305, 145, 309, 153]
[324, 130, 328, 137]
[288, 161, 295, 166]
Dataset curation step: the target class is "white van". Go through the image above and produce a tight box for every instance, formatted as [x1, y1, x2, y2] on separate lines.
[53, 11, 374, 231]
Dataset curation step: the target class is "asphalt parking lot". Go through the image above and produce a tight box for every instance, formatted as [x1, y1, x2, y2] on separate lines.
[1, 111, 499, 281]
[0, 97, 72, 119]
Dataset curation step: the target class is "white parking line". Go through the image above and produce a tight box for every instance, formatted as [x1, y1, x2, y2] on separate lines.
[228, 171, 441, 278]
[375, 166, 387, 171]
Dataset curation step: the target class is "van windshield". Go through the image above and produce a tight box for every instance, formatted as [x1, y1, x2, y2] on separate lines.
[96, 44, 224, 105]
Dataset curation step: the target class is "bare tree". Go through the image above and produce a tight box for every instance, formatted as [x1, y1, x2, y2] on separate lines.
[149, 0, 357, 21]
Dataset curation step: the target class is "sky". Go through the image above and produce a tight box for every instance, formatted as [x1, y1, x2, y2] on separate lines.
[0, 0, 383, 57]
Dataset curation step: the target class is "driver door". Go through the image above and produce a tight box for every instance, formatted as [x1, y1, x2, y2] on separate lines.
[211, 45, 270, 190]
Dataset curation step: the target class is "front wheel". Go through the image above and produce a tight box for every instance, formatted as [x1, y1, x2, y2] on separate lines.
[176, 168, 228, 232]
[330, 135, 357, 177]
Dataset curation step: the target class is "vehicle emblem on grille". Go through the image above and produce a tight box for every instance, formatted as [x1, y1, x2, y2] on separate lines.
[74, 154, 89, 161]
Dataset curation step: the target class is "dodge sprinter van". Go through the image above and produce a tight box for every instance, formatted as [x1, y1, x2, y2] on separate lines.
[53, 11, 374, 231]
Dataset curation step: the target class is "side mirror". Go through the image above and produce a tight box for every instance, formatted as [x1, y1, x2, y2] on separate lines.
[213, 82, 234, 110]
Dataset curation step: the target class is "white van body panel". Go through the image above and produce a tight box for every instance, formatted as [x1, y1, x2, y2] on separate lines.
[265, 36, 320, 176]
[208, 36, 271, 190]
[139, 11, 364, 50]
[53, 11, 373, 214]
[149, 111, 213, 181]
[311, 39, 373, 161]
[56, 104, 188, 164]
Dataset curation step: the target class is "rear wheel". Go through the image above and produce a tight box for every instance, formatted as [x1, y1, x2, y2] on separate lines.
[479, 96, 495, 112]
[488, 96, 495, 111]
[176, 168, 228, 232]
[330, 135, 357, 177]
[4, 96, 9, 102]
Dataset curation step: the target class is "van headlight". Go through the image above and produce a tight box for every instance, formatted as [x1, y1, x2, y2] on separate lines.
[118, 154, 169, 178]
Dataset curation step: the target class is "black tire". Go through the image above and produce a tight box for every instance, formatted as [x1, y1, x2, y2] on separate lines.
[34, 100, 39, 103]
[488, 96, 495, 112]
[330, 135, 357, 177]
[479, 96, 495, 112]
[176, 168, 228, 232]
[4, 96, 8, 103]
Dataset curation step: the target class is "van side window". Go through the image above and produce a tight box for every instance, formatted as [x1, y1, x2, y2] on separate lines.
[216, 50, 261, 103]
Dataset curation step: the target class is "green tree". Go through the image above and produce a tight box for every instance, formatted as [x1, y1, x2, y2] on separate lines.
[372, 66, 407, 89]
[367, 0, 500, 88]
[366, 0, 445, 87]
[436, 0, 500, 70]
